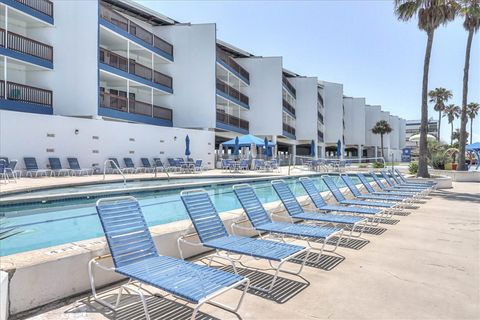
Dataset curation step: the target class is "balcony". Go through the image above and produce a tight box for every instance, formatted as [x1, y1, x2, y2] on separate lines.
[216, 109, 249, 132]
[100, 91, 172, 122]
[0, 28, 53, 68]
[282, 123, 296, 138]
[317, 111, 324, 124]
[99, 4, 173, 61]
[282, 76, 296, 98]
[216, 48, 249, 83]
[5, 0, 53, 24]
[282, 99, 296, 117]
[318, 130, 324, 142]
[0, 80, 53, 114]
[99, 47, 172, 91]
[317, 92, 324, 106]
[216, 79, 249, 109]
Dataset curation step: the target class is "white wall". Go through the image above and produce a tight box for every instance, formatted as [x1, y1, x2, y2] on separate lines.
[237, 57, 283, 136]
[50, 0, 99, 116]
[291, 76, 317, 142]
[0, 110, 215, 169]
[154, 23, 217, 129]
[344, 97, 366, 146]
[365, 105, 381, 147]
[322, 81, 344, 144]
[389, 115, 400, 150]
[399, 118, 406, 149]
[381, 111, 391, 149]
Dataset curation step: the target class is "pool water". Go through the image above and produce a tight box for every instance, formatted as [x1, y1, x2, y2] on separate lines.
[0, 175, 359, 256]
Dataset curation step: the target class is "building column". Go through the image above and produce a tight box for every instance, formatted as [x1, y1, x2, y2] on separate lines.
[292, 144, 297, 165]
[358, 144, 362, 163]
[374, 146, 378, 159]
[272, 135, 278, 159]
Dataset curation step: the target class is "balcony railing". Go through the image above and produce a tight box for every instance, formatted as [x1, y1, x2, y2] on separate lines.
[216, 109, 249, 131]
[0, 29, 53, 62]
[14, 0, 53, 18]
[282, 99, 296, 116]
[282, 76, 296, 97]
[317, 111, 324, 124]
[0, 80, 52, 106]
[99, 47, 173, 89]
[100, 4, 173, 57]
[282, 123, 296, 136]
[317, 92, 324, 106]
[216, 79, 249, 107]
[216, 48, 249, 82]
[100, 91, 172, 121]
[318, 130, 324, 142]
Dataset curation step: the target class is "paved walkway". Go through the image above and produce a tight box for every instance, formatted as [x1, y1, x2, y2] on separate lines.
[17, 182, 480, 320]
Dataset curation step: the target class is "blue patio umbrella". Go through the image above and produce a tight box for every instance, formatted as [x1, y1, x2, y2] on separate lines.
[467, 142, 480, 170]
[185, 135, 191, 157]
[233, 136, 240, 157]
[264, 137, 273, 158]
[337, 139, 342, 158]
[310, 140, 316, 157]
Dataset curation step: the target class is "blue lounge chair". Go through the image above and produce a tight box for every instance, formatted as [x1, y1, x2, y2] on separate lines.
[90, 196, 249, 320]
[299, 177, 381, 213]
[152, 158, 165, 172]
[124, 157, 142, 173]
[194, 159, 203, 171]
[270, 180, 368, 237]
[67, 157, 93, 176]
[388, 170, 434, 190]
[107, 158, 124, 174]
[238, 159, 249, 171]
[369, 173, 423, 197]
[394, 168, 436, 186]
[179, 189, 309, 293]
[48, 157, 72, 176]
[340, 174, 411, 205]
[356, 173, 418, 199]
[322, 175, 397, 211]
[380, 171, 430, 195]
[233, 183, 344, 261]
[0, 158, 17, 182]
[139, 158, 155, 173]
[24, 157, 50, 177]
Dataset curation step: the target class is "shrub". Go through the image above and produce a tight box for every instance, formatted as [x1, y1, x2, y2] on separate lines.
[431, 153, 445, 170]
[409, 162, 418, 174]
[372, 162, 384, 169]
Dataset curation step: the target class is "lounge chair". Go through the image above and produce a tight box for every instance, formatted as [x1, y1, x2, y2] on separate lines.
[139, 158, 155, 173]
[221, 159, 233, 172]
[340, 174, 412, 205]
[89, 196, 249, 320]
[369, 172, 424, 197]
[299, 177, 382, 216]
[321, 175, 398, 212]
[194, 159, 204, 172]
[0, 158, 17, 182]
[23, 157, 50, 177]
[394, 168, 436, 186]
[124, 158, 142, 173]
[152, 158, 166, 172]
[233, 183, 344, 261]
[253, 159, 265, 171]
[356, 173, 418, 199]
[389, 170, 435, 190]
[179, 189, 309, 293]
[167, 158, 181, 172]
[270, 159, 280, 172]
[67, 157, 93, 176]
[48, 157, 72, 176]
[380, 171, 431, 195]
[269, 180, 367, 238]
[237, 159, 249, 171]
[108, 158, 124, 174]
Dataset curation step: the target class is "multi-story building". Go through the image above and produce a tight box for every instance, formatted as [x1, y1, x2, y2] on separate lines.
[322, 81, 344, 157]
[343, 96, 366, 159]
[405, 119, 439, 158]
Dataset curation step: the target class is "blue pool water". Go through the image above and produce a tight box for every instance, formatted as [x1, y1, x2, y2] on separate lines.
[0, 175, 357, 256]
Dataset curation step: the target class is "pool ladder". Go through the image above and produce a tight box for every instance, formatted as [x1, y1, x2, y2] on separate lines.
[154, 161, 170, 180]
[103, 160, 126, 187]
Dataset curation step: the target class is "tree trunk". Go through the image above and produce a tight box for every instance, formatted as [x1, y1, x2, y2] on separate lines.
[470, 118, 473, 144]
[451, 122, 454, 145]
[380, 134, 384, 159]
[437, 111, 442, 142]
[417, 30, 434, 178]
[458, 29, 474, 171]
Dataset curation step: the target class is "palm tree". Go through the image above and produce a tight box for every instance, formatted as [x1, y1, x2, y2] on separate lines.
[395, 0, 458, 178]
[458, 0, 480, 170]
[467, 102, 480, 143]
[429, 87, 453, 141]
[443, 104, 461, 145]
[372, 120, 393, 159]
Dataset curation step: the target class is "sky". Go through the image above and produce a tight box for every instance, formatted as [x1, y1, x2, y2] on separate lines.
[137, 0, 480, 143]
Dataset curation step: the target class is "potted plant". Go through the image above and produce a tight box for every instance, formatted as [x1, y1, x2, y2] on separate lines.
[444, 148, 459, 171]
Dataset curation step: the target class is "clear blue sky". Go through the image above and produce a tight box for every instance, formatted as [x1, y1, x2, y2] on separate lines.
[137, 0, 480, 143]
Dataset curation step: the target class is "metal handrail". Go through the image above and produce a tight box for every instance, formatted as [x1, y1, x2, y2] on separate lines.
[154, 161, 170, 180]
[103, 159, 126, 187]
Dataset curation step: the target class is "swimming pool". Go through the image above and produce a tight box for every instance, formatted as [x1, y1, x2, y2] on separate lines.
[0, 175, 360, 256]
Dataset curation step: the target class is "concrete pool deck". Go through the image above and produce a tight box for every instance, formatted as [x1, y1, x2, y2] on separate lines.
[14, 181, 479, 320]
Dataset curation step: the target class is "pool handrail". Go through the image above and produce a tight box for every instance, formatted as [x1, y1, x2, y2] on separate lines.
[103, 159, 126, 187]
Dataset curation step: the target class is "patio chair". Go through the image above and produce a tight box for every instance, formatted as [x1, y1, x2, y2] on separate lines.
[167, 158, 181, 172]
[23, 157, 50, 177]
[270, 159, 280, 172]
[48, 158, 72, 176]
[179, 189, 309, 293]
[139, 158, 155, 173]
[394, 168, 436, 186]
[356, 173, 418, 199]
[322, 175, 398, 212]
[340, 174, 412, 205]
[388, 170, 434, 190]
[369, 172, 424, 197]
[67, 157, 93, 176]
[89, 196, 250, 320]
[269, 180, 367, 238]
[194, 159, 204, 172]
[123, 158, 142, 173]
[108, 158, 124, 174]
[238, 159, 249, 171]
[221, 159, 233, 172]
[153, 158, 165, 172]
[253, 159, 265, 171]
[232, 183, 344, 262]
[299, 177, 382, 217]
[380, 171, 431, 194]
